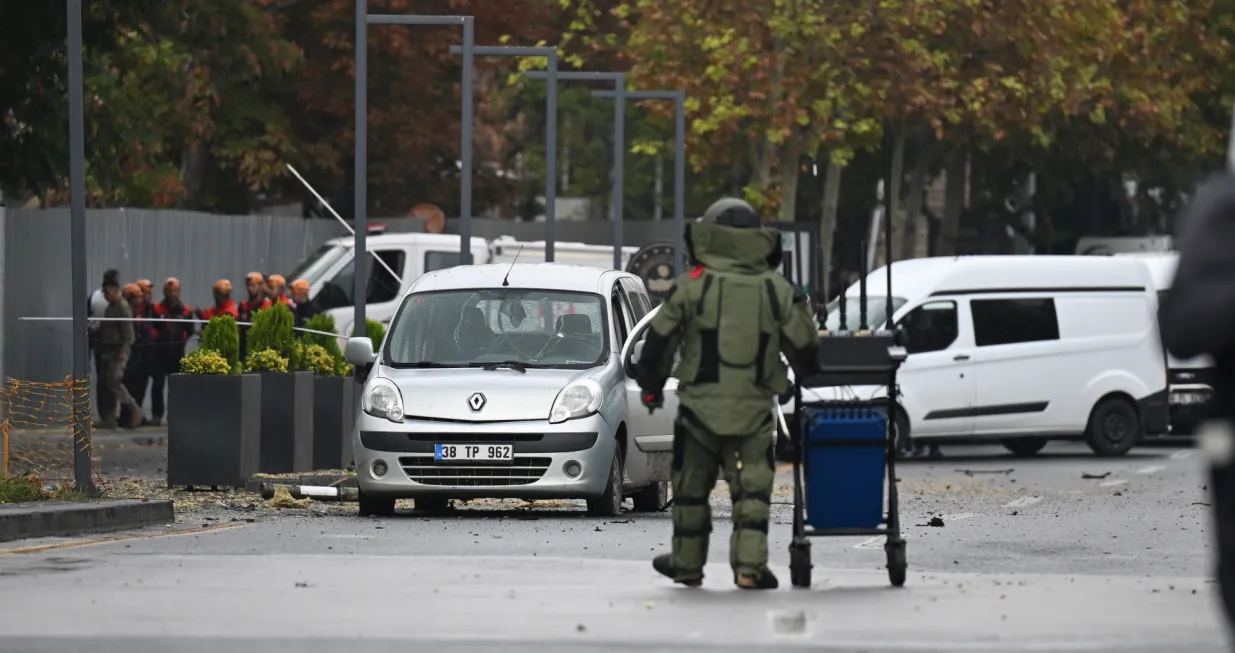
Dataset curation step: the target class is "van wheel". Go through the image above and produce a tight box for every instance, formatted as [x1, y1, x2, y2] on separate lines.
[632, 481, 670, 512]
[586, 452, 625, 517]
[1085, 398, 1141, 457]
[892, 409, 913, 458]
[358, 491, 396, 517]
[1003, 438, 1048, 457]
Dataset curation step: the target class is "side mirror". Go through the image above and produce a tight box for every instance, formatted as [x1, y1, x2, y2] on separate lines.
[631, 339, 645, 365]
[346, 337, 376, 366]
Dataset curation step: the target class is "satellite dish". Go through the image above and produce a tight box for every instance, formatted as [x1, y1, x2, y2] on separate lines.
[410, 203, 446, 234]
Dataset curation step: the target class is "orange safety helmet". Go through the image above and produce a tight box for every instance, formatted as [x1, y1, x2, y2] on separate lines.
[268, 274, 287, 291]
[245, 272, 264, 285]
[121, 283, 141, 299]
[164, 277, 181, 291]
[213, 279, 233, 295]
[136, 279, 152, 294]
[290, 279, 310, 295]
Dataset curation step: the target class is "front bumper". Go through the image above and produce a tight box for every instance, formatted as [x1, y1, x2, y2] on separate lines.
[352, 412, 617, 499]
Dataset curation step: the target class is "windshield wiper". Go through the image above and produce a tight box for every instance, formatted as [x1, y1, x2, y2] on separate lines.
[470, 361, 549, 373]
[387, 361, 460, 369]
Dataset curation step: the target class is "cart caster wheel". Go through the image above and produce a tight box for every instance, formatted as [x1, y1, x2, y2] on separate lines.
[886, 540, 907, 587]
[789, 540, 812, 589]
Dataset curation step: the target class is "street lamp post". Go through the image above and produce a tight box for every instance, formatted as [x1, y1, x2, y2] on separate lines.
[449, 45, 558, 262]
[525, 71, 627, 270]
[66, 0, 94, 494]
[357, 7, 477, 337]
[592, 90, 687, 279]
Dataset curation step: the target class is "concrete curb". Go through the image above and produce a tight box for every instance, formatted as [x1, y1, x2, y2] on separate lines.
[0, 499, 175, 543]
[243, 473, 356, 494]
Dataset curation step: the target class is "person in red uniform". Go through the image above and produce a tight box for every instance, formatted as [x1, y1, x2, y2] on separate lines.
[266, 274, 295, 308]
[119, 283, 153, 428]
[290, 279, 319, 329]
[150, 277, 194, 426]
[237, 271, 272, 359]
[197, 279, 239, 320]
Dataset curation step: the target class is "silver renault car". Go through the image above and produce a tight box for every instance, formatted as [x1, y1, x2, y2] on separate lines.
[344, 263, 679, 517]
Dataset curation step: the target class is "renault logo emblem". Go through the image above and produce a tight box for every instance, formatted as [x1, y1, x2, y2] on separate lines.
[468, 393, 486, 411]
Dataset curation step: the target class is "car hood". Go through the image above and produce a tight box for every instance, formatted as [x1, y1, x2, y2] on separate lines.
[381, 366, 595, 422]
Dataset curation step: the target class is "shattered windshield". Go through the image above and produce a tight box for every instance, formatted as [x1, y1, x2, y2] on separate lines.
[384, 288, 608, 369]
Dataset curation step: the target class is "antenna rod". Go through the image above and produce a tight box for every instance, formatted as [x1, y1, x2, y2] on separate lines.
[859, 239, 868, 330]
[502, 244, 525, 287]
[286, 164, 403, 286]
[883, 122, 894, 331]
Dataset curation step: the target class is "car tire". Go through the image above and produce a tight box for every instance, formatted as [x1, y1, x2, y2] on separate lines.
[892, 408, 913, 458]
[632, 481, 670, 512]
[358, 490, 396, 517]
[1085, 397, 1141, 457]
[1003, 438, 1048, 457]
[586, 452, 625, 517]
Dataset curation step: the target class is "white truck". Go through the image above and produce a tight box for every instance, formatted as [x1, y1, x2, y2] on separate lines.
[286, 228, 637, 336]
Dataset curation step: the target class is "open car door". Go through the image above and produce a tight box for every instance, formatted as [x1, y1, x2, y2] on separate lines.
[619, 308, 680, 469]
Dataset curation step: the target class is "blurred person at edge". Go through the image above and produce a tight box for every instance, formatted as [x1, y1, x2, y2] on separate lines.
[119, 284, 153, 428]
[289, 279, 319, 329]
[237, 272, 272, 359]
[87, 269, 120, 409]
[267, 274, 294, 308]
[150, 278, 195, 426]
[1157, 165, 1235, 634]
[196, 279, 238, 321]
[95, 277, 142, 430]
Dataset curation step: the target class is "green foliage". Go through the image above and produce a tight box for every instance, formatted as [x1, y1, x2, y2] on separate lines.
[352, 319, 386, 350]
[248, 303, 296, 367]
[301, 344, 337, 376]
[180, 349, 232, 375]
[244, 348, 289, 373]
[200, 315, 240, 375]
[0, 475, 48, 503]
[301, 313, 350, 376]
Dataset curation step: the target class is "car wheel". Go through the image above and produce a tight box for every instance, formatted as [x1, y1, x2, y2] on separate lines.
[632, 481, 670, 512]
[1085, 397, 1141, 457]
[414, 497, 452, 514]
[1003, 438, 1048, 457]
[358, 490, 396, 517]
[586, 452, 625, 517]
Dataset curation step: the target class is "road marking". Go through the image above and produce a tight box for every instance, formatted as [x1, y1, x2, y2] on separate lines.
[1171, 450, 1193, 461]
[1137, 465, 1165, 474]
[1099, 479, 1128, 488]
[1003, 496, 1042, 509]
[0, 523, 245, 556]
[853, 536, 884, 549]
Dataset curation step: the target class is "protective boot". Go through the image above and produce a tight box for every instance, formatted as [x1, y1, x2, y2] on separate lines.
[652, 553, 702, 587]
[735, 568, 780, 590]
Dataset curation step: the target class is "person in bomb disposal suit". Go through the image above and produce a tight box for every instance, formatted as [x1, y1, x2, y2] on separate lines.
[635, 197, 820, 590]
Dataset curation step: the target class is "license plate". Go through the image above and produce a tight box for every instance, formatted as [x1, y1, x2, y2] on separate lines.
[434, 443, 513, 461]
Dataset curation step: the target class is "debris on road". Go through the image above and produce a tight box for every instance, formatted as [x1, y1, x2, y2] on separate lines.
[916, 516, 946, 527]
[1082, 472, 1111, 479]
[269, 486, 311, 509]
[955, 468, 1014, 476]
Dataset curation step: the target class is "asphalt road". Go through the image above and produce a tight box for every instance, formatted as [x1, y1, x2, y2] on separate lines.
[0, 438, 1226, 651]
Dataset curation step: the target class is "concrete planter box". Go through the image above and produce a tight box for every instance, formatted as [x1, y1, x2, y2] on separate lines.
[312, 375, 355, 470]
[167, 373, 261, 488]
[257, 371, 314, 474]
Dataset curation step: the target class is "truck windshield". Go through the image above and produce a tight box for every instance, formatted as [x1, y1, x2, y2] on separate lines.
[823, 296, 908, 331]
[384, 289, 608, 369]
[286, 244, 347, 286]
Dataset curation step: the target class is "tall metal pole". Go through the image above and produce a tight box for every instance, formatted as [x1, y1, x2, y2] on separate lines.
[545, 52, 557, 263]
[611, 77, 626, 270]
[67, 0, 94, 494]
[353, 0, 368, 338]
[451, 46, 560, 262]
[883, 120, 894, 328]
[459, 18, 475, 265]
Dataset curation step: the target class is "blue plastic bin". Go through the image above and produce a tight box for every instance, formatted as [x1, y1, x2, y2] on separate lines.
[802, 405, 888, 530]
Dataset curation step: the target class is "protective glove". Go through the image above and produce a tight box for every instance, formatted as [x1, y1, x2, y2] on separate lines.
[641, 389, 664, 414]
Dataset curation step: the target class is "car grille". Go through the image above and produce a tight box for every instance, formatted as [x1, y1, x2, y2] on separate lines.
[402, 433, 544, 443]
[399, 456, 551, 486]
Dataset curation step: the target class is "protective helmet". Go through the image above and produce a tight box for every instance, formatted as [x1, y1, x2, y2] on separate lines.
[164, 277, 180, 291]
[213, 279, 232, 295]
[245, 272, 264, 285]
[290, 279, 310, 296]
[121, 283, 140, 300]
[136, 279, 152, 294]
[699, 197, 760, 229]
[268, 274, 287, 291]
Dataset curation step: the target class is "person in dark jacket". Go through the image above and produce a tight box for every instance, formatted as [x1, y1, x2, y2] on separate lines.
[88, 269, 120, 415]
[150, 277, 195, 426]
[1158, 171, 1235, 633]
[290, 278, 319, 329]
[119, 283, 153, 428]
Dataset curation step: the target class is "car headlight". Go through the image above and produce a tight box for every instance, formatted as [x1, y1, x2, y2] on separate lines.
[549, 379, 603, 424]
[362, 377, 405, 423]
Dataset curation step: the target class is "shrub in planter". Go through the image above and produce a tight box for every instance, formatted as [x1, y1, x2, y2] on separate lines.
[167, 344, 260, 488]
[302, 336, 356, 470]
[248, 303, 297, 363]
[303, 313, 351, 376]
[199, 315, 241, 375]
[244, 348, 289, 373]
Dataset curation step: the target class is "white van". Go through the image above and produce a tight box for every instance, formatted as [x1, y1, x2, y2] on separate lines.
[285, 228, 491, 336]
[812, 255, 1169, 457]
[489, 236, 639, 270]
[1116, 251, 1214, 433]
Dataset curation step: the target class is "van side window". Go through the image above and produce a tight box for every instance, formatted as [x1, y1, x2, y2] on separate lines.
[321, 249, 406, 309]
[971, 298, 1060, 347]
[897, 301, 959, 354]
